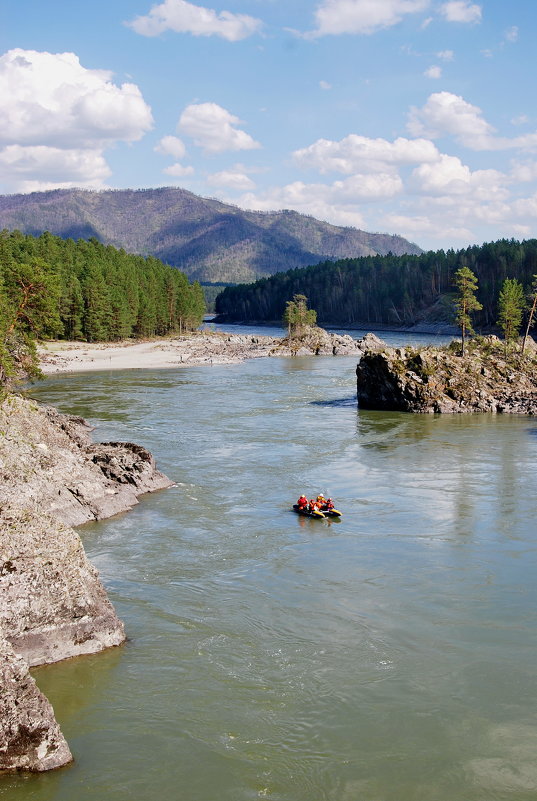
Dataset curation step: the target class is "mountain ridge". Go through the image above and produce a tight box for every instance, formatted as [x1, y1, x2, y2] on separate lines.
[0, 187, 422, 284]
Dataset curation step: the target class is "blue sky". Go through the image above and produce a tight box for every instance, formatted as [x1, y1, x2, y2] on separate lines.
[1, 0, 536, 250]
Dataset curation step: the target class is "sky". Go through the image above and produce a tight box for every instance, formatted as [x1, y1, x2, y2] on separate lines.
[1, 0, 536, 251]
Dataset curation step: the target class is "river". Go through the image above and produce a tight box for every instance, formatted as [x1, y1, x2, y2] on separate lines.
[3, 328, 537, 801]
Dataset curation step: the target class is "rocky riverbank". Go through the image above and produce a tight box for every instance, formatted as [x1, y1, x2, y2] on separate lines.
[0, 395, 172, 772]
[38, 329, 365, 374]
[356, 336, 537, 414]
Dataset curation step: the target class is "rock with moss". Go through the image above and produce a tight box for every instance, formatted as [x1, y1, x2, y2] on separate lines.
[356, 336, 537, 414]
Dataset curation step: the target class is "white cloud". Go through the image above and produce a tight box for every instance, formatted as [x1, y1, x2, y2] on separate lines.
[439, 1, 482, 24]
[179, 102, 261, 153]
[319, 80, 332, 90]
[0, 145, 110, 193]
[509, 161, 537, 183]
[155, 135, 186, 159]
[309, 0, 430, 37]
[437, 49, 454, 61]
[293, 134, 440, 174]
[408, 91, 537, 151]
[0, 49, 153, 192]
[424, 65, 442, 79]
[207, 169, 255, 191]
[163, 162, 195, 176]
[126, 0, 262, 40]
[511, 115, 529, 127]
[0, 49, 153, 148]
[410, 154, 507, 200]
[237, 172, 402, 230]
[407, 91, 495, 148]
[504, 25, 518, 43]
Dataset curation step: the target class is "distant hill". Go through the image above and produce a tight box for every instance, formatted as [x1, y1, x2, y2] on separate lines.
[0, 187, 422, 284]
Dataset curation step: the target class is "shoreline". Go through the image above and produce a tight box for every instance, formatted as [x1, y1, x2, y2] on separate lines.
[37, 333, 277, 374]
[37, 329, 366, 375]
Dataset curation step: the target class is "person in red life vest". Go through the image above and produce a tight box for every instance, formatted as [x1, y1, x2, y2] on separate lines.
[325, 498, 335, 511]
[297, 494, 308, 510]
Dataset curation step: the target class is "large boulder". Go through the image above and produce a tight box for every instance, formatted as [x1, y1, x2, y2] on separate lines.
[0, 506, 125, 667]
[0, 637, 72, 772]
[0, 395, 173, 527]
[356, 339, 537, 414]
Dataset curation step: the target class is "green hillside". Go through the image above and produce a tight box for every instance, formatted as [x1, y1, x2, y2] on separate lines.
[0, 187, 422, 284]
[214, 239, 537, 329]
[0, 229, 205, 344]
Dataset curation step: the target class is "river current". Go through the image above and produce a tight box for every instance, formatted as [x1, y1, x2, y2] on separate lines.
[4, 327, 537, 801]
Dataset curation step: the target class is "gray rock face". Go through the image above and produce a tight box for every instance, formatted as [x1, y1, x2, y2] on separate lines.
[0, 637, 72, 772]
[0, 507, 125, 667]
[272, 328, 364, 357]
[0, 394, 173, 771]
[356, 338, 537, 414]
[0, 397, 172, 527]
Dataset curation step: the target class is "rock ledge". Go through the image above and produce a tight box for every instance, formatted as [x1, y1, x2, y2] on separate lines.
[356, 336, 537, 414]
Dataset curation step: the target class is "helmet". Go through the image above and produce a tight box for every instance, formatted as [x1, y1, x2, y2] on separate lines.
[317, 494, 324, 499]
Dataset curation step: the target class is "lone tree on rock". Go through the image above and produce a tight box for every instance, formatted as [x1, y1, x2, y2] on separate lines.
[283, 294, 317, 339]
[522, 274, 537, 354]
[454, 266, 482, 356]
[497, 277, 524, 348]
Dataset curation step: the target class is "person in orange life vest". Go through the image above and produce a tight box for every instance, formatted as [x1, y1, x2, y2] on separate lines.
[325, 498, 335, 510]
[297, 494, 308, 510]
[309, 498, 320, 512]
[316, 494, 325, 506]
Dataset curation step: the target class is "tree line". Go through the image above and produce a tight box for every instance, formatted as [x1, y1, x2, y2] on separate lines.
[0, 229, 205, 387]
[214, 238, 537, 330]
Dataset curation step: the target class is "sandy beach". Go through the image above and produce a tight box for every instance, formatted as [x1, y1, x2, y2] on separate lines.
[37, 333, 279, 374]
[38, 330, 366, 375]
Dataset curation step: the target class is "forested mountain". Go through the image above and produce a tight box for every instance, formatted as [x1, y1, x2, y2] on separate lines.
[0, 230, 205, 344]
[0, 187, 421, 284]
[215, 239, 537, 329]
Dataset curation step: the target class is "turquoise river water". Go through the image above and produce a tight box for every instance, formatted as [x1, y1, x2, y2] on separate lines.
[3, 329, 537, 801]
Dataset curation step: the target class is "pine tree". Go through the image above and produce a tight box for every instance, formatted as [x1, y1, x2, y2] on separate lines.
[454, 266, 482, 356]
[284, 294, 317, 337]
[522, 274, 537, 354]
[497, 277, 524, 346]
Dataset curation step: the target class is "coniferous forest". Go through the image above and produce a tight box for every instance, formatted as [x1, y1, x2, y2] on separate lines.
[0, 229, 206, 343]
[215, 239, 537, 329]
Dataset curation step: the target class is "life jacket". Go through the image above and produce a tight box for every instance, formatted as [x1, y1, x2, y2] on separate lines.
[297, 497, 308, 508]
[325, 499, 334, 510]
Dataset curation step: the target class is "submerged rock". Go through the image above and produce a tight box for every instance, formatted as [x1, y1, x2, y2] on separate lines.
[356, 337, 537, 414]
[0, 637, 72, 772]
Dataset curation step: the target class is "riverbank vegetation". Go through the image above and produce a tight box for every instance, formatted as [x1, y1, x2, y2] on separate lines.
[215, 238, 537, 331]
[0, 229, 205, 388]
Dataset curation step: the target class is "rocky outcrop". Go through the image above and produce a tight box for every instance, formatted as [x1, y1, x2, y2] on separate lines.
[271, 328, 365, 357]
[0, 394, 172, 771]
[0, 396, 172, 527]
[356, 336, 537, 414]
[0, 637, 72, 772]
[1, 507, 125, 667]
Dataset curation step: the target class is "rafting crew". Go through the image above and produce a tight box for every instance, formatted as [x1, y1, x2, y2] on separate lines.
[297, 494, 308, 510]
[296, 494, 336, 513]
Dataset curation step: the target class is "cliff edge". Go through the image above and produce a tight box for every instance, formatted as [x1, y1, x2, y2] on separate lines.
[356, 336, 537, 414]
[0, 394, 172, 771]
